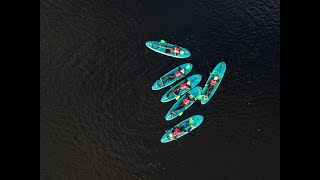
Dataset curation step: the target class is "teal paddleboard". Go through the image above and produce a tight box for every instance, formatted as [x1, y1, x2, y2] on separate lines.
[165, 86, 202, 121]
[161, 115, 204, 143]
[161, 74, 202, 103]
[200, 61, 226, 105]
[145, 40, 191, 59]
[152, 63, 193, 90]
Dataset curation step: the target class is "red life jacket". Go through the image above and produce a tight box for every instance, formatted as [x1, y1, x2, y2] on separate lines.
[180, 83, 188, 89]
[173, 128, 181, 136]
[175, 70, 182, 77]
[173, 47, 180, 54]
[210, 79, 217, 86]
[183, 97, 191, 105]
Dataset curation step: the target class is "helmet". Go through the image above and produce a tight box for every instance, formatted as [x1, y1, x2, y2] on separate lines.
[169, 133, 174, 138]
[180, 50, 185, 54]
[185, 65, 191, 70]
[189, 118, 194, 124]
[186, 81, 191, 85]
[189, 94, 194, 98]
[180, 69, 185, 74]
[214, 76, 219, 80]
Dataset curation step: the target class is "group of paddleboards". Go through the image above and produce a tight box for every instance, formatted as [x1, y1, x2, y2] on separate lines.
[146, 40, 226, 143]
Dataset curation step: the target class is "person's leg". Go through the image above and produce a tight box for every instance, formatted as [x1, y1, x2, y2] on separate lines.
[180, 124, 187, 133]
[173, 87, 180, 95]
[178, 102, 185, 109]
[160, 75, 172, 85]
[171, 127, 176, 133]
[168, 88, 178, 97]
[206, 85, 213, 96]
[171, 104, 184, 114]
[163, 74, 175, 83]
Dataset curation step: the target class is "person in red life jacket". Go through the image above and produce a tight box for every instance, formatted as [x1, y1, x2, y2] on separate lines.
[160, 67, 185, 86]
[170, 93, 195, 115]
[203, 75, 220, 99]
[168, 80, 191, 97]
[167, 118, 195, 140]
[159, 45, 185, 56]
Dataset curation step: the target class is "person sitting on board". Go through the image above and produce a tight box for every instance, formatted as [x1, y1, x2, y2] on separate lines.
[170, 93, 195, 115]
[160, 67, 185, 85]
[203, 75, 220, 99]
[158, 45, 185, 56]
[168, 80, 191, 96]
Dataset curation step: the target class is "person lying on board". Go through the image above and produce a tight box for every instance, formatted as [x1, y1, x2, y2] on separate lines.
[168, 79, 191, 97]
[159, 67, 185, 86]
[203, 75, 220, 100]
[170, 93, 195, 115]
[168, 118, 195, 140]
[158, 45, 185, 56]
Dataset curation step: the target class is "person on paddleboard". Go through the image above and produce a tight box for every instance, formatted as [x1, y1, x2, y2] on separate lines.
[160, 67, 185, 85]
[170, 93, 195, 115]
[168, 118, 195, 140]
[203, 75, 220, 99]
[159, 45, 185, 56]
[168, 80, 191, 96]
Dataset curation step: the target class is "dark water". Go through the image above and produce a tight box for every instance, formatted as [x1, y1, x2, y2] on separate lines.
[40, 0, 280, 179]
